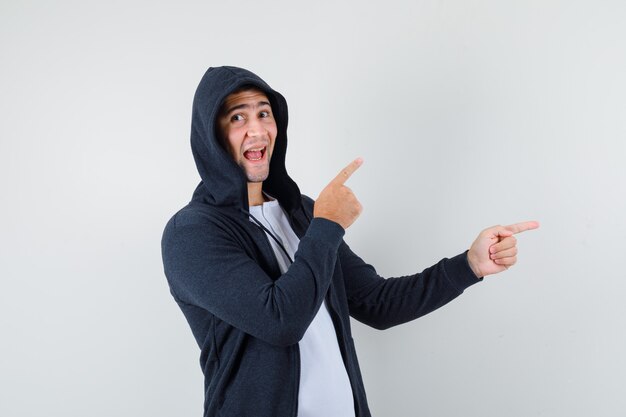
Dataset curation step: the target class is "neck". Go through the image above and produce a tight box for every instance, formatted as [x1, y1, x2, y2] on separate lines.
[247, 182, 267, 206]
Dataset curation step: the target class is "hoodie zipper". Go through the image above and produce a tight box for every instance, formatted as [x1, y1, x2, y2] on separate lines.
[292, 344, 301, 417]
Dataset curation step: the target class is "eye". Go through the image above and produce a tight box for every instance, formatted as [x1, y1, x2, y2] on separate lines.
[231, 113, 244, 122]
[259, 110, 270, 118]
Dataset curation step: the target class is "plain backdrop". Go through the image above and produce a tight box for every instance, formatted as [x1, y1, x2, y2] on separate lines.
[2, 0, 625, 416]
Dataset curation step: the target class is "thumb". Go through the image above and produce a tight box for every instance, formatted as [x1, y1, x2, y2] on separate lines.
[488, 226, 514, 239]
[497, 228, 514, 238]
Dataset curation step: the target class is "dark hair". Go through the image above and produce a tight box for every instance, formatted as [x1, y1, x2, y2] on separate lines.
[218, 84, 267, 116]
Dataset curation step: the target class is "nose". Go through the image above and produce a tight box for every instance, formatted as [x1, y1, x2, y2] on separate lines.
[246, 117, 265, 138]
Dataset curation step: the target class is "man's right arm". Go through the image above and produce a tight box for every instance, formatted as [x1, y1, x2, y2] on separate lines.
[162, 158, 364, 347]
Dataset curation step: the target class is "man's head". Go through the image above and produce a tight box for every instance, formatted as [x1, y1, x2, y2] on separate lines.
[217, 86, 277, 183]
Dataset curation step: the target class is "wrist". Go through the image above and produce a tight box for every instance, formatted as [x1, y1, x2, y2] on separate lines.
[466, 250, 483, 278]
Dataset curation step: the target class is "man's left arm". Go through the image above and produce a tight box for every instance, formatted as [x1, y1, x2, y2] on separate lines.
[340, 221, 539, 330]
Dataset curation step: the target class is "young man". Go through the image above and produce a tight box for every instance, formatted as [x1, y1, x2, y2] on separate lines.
[161, 66, 538, 417]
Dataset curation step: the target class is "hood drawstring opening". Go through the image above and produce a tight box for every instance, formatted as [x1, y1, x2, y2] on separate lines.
[241, 208, 294, 265]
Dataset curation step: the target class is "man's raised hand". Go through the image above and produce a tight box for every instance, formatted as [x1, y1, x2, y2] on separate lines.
[467, 221, 540, 278]
[314, 158, 364, 230]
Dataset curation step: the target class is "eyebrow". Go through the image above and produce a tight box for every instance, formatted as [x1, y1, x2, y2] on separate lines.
[223, 101, 271, 116]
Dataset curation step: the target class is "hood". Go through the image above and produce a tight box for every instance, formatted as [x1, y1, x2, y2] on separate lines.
[189, 66, 301, 215]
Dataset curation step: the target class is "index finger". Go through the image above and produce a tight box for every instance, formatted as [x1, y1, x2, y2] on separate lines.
[504, 220, 540, 235]
[331, 157, 364, 185]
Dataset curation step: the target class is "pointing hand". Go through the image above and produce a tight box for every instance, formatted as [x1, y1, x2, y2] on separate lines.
[467, 221, 540, 278]
[314, 158, 364, 230]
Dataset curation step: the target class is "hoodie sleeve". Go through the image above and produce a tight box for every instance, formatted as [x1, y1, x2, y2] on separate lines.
[339, 240, 482, 330]
[162, 215, 345, 347]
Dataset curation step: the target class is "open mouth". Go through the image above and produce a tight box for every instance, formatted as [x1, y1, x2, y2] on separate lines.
[243, 146, 267, 161]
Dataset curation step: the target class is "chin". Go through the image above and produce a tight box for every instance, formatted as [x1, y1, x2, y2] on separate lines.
[238, 157, 270, 183]
[245, 169, 269, 183]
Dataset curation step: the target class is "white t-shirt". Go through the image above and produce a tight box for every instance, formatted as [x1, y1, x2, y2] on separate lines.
[249, 199, 356, 417]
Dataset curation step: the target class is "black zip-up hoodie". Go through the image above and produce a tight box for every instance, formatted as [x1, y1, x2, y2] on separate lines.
[161, 66, 481, 417]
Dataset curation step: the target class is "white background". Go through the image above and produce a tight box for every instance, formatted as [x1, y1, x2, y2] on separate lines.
[2, 0, 625, 416]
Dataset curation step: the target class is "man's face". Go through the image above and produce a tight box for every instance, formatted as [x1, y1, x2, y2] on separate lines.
[217, 89, 277, 183]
